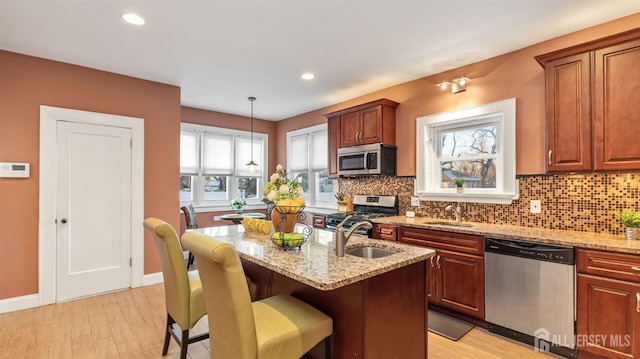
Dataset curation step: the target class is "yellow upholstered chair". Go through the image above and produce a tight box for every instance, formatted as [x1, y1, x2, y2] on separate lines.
[143, 218, 208, 359]
[181, 231, 333, 359]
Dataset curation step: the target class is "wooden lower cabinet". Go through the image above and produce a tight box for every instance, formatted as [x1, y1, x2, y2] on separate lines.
[436, 249, 485, 318]
[576, 249, 640, 359]
[400, 227, 485, 319]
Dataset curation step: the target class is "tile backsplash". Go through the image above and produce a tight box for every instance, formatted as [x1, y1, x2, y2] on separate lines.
[341, 172, 639, 235]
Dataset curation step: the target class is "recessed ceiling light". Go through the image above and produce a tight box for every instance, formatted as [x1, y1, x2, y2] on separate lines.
[122, 13, 145, 25]
[301, 73, 315, 80]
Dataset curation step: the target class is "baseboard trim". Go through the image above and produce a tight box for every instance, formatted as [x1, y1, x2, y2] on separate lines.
[0, 294, 39, 314]
[142, 272, 164, 286]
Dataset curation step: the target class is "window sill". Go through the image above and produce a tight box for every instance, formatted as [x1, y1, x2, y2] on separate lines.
[418, 190, 519, 205]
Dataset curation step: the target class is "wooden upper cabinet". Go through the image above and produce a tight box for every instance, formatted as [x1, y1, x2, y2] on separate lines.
[536, 28, 640, 173]
[544, 53, 592, 172]
[324, 98, 398, 148]
[340, 111, 360, 147]
[327, 116, 340, 178]
[593, 38, 640, 171]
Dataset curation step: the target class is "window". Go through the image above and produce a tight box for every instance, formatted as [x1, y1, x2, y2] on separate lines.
[180, 123, 267, 208]
[416, 98, 518, 204]
[286, 124, 333, 208]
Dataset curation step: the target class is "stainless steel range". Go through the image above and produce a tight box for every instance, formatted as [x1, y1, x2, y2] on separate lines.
[325, 195, 398, 236]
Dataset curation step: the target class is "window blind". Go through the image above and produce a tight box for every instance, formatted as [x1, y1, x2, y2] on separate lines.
[180, 130, 199, 175]
[202, 132, 233, 175]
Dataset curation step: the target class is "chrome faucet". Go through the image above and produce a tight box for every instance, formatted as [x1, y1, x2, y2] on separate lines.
[335, 215, 373, 257]
[445, 203, 463, 223]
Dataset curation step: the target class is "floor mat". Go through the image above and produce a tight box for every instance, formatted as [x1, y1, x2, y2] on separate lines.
[428, 310, 475, 341]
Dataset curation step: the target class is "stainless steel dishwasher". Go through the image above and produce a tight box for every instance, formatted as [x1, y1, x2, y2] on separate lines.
[485, 237, 576, 358]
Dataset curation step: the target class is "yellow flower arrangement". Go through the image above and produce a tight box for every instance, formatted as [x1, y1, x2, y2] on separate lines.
[262, 164, 305, 213]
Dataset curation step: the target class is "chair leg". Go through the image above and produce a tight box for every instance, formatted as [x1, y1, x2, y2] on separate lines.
[179, 329, 189, 359]
[187, 252, 195, 269]
[162, 313, 175, 356]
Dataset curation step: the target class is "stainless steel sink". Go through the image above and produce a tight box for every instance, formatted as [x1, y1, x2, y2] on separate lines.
[346, 246, 398, 259]
[422, 220, 473, 227]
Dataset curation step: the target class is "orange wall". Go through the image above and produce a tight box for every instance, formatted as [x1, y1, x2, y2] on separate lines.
[277, 13, 640, 175]
[0, 50, 180, 300]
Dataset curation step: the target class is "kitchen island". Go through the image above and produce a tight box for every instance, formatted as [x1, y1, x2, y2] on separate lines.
[193, 225, 435, 359]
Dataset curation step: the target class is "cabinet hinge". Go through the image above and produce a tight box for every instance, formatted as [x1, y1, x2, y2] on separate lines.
[130, 257, 132, 266]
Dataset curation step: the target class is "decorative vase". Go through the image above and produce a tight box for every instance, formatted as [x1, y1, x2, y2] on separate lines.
[234, 208, 243, 214]
[271, 207, 297, 233]
[456, 187, 464, 193]
[625, 227, 640, 240]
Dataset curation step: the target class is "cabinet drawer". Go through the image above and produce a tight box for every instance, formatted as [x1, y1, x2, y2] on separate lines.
[577, 249, 640, 283]
[399, 227, 484, 255]
[312, 215, 326, 229]
[372, 224, 398, 241]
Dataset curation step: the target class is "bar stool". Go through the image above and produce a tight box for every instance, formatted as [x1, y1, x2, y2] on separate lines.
[181, 231, 333, 359]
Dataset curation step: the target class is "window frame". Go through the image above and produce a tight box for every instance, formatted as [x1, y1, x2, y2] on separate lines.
[416, 98, 518, 204]
[180, 122, 268, 210]
[286, 124, 334, 209]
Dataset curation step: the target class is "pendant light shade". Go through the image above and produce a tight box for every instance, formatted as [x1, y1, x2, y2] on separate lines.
[246, 97, 258, 172]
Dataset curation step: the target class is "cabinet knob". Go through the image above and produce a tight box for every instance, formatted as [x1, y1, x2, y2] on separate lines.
[631, 266, 640, 272]
[60, 218, 68, 224]
[436, 255, 441, 269]
[380, 229, 393, 235]
[548, 150, 552, 166]
[636, 292, 640, 313]
[430, 256, 434, 268]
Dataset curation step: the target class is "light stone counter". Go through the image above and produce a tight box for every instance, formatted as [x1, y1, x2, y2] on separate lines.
[372, 216, 640, 254]
[192, 225, 434, 291]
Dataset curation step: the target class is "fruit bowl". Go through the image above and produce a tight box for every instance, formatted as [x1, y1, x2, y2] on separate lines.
[271, 232, 308, 250]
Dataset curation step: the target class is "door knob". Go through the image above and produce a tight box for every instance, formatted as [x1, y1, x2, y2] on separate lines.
[60, 218, 68, 224]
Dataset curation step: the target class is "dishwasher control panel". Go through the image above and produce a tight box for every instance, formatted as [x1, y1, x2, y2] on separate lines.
[485, 237, 575, 265]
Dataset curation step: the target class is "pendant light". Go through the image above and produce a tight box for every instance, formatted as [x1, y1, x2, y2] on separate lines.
[246, 96, 258, 172]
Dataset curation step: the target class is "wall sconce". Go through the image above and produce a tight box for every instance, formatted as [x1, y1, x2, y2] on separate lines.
[435, 75, 470, 94]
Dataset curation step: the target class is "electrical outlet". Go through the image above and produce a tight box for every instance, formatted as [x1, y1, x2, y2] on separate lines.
[410, 196, 421, 207]
[530, 200, 541, 214]
[214, 216, 221, 221]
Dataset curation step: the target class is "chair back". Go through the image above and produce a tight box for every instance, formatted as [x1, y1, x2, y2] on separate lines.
[181, 231, 258, 359]
[143, 217, 192, 330]
[181, 204, 198, 229]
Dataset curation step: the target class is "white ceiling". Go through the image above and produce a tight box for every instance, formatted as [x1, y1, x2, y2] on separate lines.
[1, 1, 638, 121]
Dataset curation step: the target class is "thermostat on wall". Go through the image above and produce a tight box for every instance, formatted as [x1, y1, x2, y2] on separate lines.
[0, 162, 30, 178]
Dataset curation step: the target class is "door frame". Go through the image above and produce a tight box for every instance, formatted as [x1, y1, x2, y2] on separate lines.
[39, 105, 144, 305]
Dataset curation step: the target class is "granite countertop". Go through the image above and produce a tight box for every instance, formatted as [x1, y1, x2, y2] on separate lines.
[372, 216, 640, 255]
[192, 225, 435, 291]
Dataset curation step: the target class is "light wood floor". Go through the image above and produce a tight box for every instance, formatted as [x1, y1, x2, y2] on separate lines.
[0, 284, 563, 359]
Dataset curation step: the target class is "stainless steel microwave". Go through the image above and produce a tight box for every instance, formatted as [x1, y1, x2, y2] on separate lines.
[337, 143, 396, 176]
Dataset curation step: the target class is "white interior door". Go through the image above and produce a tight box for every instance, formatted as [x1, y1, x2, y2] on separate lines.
[55, 121, 132, 301]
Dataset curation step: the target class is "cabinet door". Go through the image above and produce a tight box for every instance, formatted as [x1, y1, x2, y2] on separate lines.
[545, 52, 592, 172]
[436, 250, 485, 319]
[327, 116, 340, 178]
[359, 105, 382, 145]
[340, 111, 360, 147]
[594, 39, 640, 170]
[577, 274, 640, 359]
